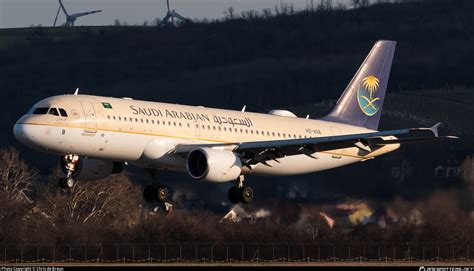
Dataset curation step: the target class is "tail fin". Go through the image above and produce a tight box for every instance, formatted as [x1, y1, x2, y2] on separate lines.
[322, 40, 396, 130]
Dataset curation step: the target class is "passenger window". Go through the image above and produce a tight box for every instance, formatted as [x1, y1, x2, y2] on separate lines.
[58, 108, 68, 117]
[32, 107, 49, 115]
[48, 108, 60, 116]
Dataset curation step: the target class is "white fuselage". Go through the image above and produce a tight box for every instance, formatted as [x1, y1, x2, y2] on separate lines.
[13, 94, 399, 177]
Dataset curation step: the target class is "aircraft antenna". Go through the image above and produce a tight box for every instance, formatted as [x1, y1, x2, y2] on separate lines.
[241, 105, 246, 112]
[74, 88, 79, 95]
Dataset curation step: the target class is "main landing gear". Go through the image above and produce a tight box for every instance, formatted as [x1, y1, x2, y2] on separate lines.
[228, 175, 254, 204]
[143, 169, 169, 203]
[58, 154, 79, 189]
[143, 185, 169, 203]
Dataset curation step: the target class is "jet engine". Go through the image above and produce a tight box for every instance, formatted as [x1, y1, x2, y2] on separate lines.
[186, 148, 242, 183]
[60, 155, 123, 181]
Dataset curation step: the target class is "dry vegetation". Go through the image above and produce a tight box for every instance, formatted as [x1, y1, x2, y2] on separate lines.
[1, 147, 473, 248]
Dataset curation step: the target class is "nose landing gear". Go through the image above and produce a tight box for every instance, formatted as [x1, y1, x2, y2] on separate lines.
[59, 154, 80, 190]
[228, 175, 253, 204]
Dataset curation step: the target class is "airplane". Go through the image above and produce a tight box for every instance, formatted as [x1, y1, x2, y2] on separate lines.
[13, 40, 457, 204]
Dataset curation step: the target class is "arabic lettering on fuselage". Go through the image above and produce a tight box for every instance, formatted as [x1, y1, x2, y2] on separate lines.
[129, 105, 254, 127]
[212, 115, 253, 128]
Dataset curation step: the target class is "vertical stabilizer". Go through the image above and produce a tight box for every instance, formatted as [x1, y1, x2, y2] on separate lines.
[322, 40, 396, 130]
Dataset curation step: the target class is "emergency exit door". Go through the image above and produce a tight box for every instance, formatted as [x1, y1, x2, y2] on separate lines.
[329, 127, 343, 159]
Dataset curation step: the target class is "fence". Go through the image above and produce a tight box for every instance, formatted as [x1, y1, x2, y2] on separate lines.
[1, 243, 473, 263]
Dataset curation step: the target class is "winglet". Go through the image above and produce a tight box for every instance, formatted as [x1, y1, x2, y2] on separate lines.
[74, 88, 79, 95]
[430, 122, 441, 137]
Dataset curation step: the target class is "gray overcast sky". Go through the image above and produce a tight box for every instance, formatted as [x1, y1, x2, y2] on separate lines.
[0, 0, 350, 28]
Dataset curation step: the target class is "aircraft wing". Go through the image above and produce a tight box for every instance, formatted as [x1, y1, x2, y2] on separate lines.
[174, 123, 458, 166]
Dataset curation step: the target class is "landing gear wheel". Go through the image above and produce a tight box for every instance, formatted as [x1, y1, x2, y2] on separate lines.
[143, 185, 155, 203]
[65, 177, 75, 189]
[155, 186, 169, 203]
[239, 186, 254, 204]
[228, 186, 240, 204]
[58, 177, 74, 189]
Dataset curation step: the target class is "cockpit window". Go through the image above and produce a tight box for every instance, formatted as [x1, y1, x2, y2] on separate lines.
[32, 107, 49, 115]
[48, 108, 60, 116]
[58, 108, 68, 117]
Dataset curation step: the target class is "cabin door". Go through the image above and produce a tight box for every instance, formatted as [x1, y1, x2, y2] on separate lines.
[80, 101, 97, 133]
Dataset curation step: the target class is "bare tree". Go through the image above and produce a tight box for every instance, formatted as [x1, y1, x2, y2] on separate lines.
[318, 0, 334, 11]
[224, 6, 235, 20]
[42, 173, 141, 228]
[275, 2, 290, 16]
[241, 10, 260, 22]
[0, 148, 37, 202]
[0, 148, 37, 243]
[306, 0, 316, 13]
[261, 8, 273, 20]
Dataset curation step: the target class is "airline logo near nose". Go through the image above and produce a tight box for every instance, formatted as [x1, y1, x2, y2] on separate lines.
[357, 75, 380, 116]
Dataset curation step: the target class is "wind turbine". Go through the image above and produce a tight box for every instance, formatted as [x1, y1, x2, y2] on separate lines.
[159, 0, 190, 27]
[53, 0, 102, 27]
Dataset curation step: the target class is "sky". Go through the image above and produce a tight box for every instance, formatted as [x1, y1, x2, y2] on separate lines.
[0, 0, 351, 28]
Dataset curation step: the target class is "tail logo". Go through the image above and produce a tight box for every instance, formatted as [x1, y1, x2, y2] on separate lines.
[357, 75, 381, 116]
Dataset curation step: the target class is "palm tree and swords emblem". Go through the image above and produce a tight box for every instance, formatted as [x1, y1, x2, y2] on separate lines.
[357, 75, 381, 116]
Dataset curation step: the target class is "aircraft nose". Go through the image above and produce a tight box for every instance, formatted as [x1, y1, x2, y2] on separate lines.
[13, 122, 36, 147]
[13, 122, 27, 144]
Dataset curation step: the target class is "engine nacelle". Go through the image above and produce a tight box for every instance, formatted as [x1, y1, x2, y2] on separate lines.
[61, 156, 123, 181]
[186, 148, 242, 183]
